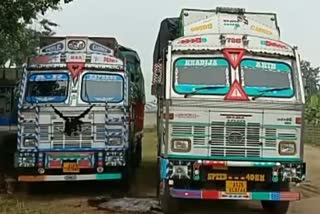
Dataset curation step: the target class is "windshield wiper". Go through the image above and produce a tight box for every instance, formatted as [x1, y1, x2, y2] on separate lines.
[184, 86, 225, 98]
[251, 87, 291, 100]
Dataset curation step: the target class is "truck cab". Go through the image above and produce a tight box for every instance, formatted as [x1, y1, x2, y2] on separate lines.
[153, 7, 306, 214]
[15, 36, 145, 186]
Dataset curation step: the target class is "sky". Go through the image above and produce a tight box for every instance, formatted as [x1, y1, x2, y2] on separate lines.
[46, 0, 320, 102]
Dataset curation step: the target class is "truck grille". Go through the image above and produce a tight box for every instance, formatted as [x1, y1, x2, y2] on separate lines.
[52, 122, 92, 148]
[210, 122, 261, 157]
[171, 124, 207, 145]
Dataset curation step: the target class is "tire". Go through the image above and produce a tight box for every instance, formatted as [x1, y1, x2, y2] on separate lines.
[261, 183, 290, 214]
[134, 139, 142, 168]
[159, 182, 179, 214]
[261, 201, 289, 214]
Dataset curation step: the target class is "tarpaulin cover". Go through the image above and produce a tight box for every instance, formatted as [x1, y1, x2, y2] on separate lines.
[153, 18, 180, 64]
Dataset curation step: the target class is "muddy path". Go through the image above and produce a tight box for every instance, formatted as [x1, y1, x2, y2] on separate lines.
[1, 132, 320, 214]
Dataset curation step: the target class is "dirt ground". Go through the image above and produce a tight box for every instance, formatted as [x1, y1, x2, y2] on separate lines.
[0, 131, 319, 214]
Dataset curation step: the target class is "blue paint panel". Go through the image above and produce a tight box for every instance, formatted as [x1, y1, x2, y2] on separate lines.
[176, 59, 229, 67]
[84, 74, 123, 81]
[29, 73, 69, 82]
[244, 86, 294, 97]
[160, 158, 169, 179]
[241, 60, 291, 73]
[175, 84, 229, 94]
[271, 192, 281, 201]
[25, 96, 66, 103]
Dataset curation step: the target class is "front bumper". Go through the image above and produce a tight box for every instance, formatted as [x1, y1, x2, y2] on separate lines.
[160, 158, 306, 183]
[15, 149, 126, 182]
[18, 173, 121, 182]
[170, 189, 300, 201]
[160, 158, 305, 201]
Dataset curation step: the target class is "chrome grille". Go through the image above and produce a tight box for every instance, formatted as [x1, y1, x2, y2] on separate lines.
[39, 124, 49, 142]
[172, 124, 192, 135]
[210, 121, 261, 157]
[95, 124, 105, 141]
[23, 123, 36, 134]
[52, 122, 92, 148]
[265, 128, 277, 147]
[171, 124, 207, 145]
[193, 125, 206, 145]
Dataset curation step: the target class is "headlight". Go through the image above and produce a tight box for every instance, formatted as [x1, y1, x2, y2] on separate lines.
[279, 141, 296, 155]
[23, 138, 36, 148]
[171, 139, 191, 153]
[108, 138, 122, 146]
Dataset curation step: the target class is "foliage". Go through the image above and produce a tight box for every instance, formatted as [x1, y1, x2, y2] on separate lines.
[301, 60, 320, 96]
[0, 0, 73, 68]
[305, 94, 320, 125]
[0, 19, 58, 68]
[0, 0, 73, 37]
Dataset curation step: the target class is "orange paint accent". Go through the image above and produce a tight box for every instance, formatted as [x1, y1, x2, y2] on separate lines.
[18, 176, 46, 182]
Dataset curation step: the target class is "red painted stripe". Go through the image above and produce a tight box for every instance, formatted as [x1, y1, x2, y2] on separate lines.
[49, 160, 61, 169]
[202, 190, 220, 199]
[280, 192, 300, 201]
[78, 160, 90, 168]
[203, 161, 226, 168]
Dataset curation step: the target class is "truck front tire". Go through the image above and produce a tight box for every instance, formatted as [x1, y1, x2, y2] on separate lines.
[261, 183, 290, 214]
[261, 201, 289, 214]
[159, 182, 179, 214]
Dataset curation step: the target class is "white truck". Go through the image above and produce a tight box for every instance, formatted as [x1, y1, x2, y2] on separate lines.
[152, 7, 306, 214]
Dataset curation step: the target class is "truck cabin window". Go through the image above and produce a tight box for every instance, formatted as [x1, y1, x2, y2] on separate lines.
[240, 59, 294, 98]
[81, 73, 124, 103]
[174, 58, 230, 95]
[25, 73, 69, 103]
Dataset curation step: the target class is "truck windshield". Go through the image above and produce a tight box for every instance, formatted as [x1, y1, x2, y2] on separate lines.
[25, 73, 69, 103]
[240, 59, 294, 98]
[81, 73, 124, 103]
[173, 58, 230, 95]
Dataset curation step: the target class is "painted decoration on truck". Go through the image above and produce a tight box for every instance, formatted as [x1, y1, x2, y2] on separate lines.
[25, 73, 69, 103]
[173, 58, 230, 95]
[81, 73, 124, 103]
[90, 54, 123, 65]
[184, 16, 216, 36]
[40, 42, 65, 54]
[181, 9, 280, 40]
[88, 41, 114, 55]
[240, 59, 294, 98]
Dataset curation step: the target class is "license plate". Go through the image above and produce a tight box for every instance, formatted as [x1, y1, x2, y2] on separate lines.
[225, 181, 247, 194]
[63, 162, 79, 173]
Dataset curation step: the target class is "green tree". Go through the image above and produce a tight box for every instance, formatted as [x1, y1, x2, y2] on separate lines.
[305, 94, 320, 125]
[301, 60, 320, 96]
[0, 19, 58, 68]
[0, 0, 74, 68]
[0, 0, 74, 37]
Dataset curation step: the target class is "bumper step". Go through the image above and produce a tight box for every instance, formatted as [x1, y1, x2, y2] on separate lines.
[18, 173, 122, 182]
[170, 188, 300, 201]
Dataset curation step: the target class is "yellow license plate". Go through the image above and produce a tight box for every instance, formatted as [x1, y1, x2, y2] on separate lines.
[63, 162, 79, 173]
[225, 181, 247, 194]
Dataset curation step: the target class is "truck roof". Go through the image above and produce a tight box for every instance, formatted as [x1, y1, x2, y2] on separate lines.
[153, 7, 285, 64]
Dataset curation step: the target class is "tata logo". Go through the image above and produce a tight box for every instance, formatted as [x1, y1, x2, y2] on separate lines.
[178, 37, 207, 44]
[68, 40, 86, 50]
[227, 132, 244, 144]
[89, 43, 113, 54]
[42, 43, 64, 53]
